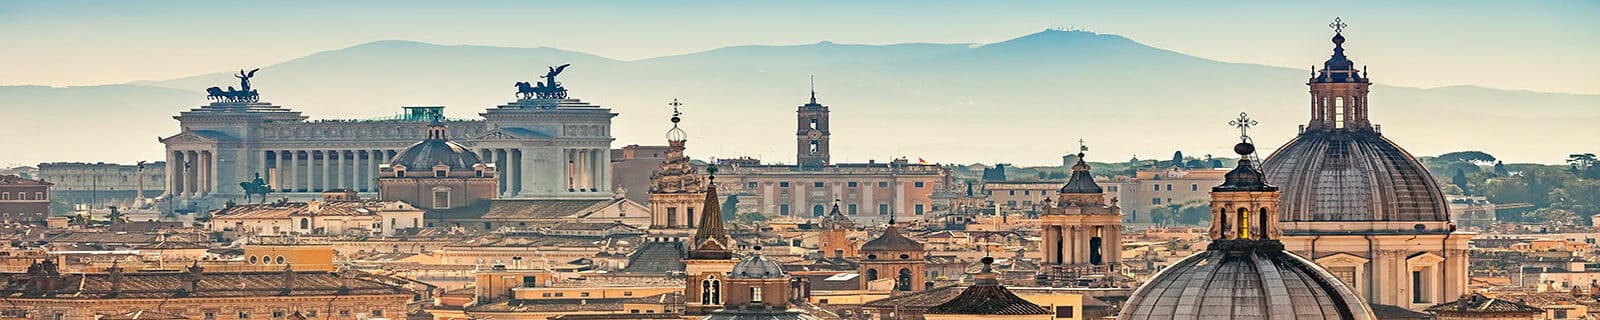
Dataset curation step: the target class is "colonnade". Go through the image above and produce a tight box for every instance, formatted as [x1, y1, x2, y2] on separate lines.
[168, 150, 215, 197]
[263, 149, 397, 193]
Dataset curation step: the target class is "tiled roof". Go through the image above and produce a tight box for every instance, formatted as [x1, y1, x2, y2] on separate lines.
[101, 310, 192, 320]
[860, 226, 923, 252]
[0, 175, 51, 186]
[481, 199, 615, 220]
[926, 284, 1050, 315]
[619, 241, 684, 273]
[1426, 293, 1544, 314]
[0, 270, 412, 299]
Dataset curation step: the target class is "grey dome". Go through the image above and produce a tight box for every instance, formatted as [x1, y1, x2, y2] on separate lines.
[1119, 247, 1374, 320]
[730, 253, 786, 279]
[390, 139, 483, 171]
[1261, 130, 1448, 222]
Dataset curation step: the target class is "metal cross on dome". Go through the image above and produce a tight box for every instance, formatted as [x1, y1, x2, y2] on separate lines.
[668, 98, 683, 117]
[1329, 17, 1347, 33]
[1078, 138, 1088, 153]
[1229, 112, 1258, 143]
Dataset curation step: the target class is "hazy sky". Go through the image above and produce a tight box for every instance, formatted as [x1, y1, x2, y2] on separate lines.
[2, 1, 1597, 94]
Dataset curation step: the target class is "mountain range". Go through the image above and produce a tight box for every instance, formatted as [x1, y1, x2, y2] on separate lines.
[2, 30, 1594, 167]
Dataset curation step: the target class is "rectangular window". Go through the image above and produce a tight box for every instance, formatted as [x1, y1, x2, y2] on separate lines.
[1152, 198, 1162, 205]
[779, 204, 790, 215]
[1009, 190, 1016, 196]
[1412, 270, 1426, 303]
[1166, 184, 1173, 191]
[747, 182, 758, 189]
[204, 312, 216, 320]
[751, 287, 763, 301]
[1191, 184, 1199, 191]
[238, 312, 250, 319]
[623, 291, 633, 296]
[371, 310, 383, 317]
[1007, 201, 1017, 208]
[878, 182, 888, 188]
[1055, 306, 1075, 318]
[914, 182, 925, 188]
[879, 204, 889, 215]
[847, 181, 858, 188]
[1331, 267, 1356, 288]
[814, 182, 824, 188]
[1108, 186, 1118, 192]
[779, 182, 791, 188]
[915, 204, 924, 215]
[581, 292, 590, 297]
[1152, 184, 1159, 191]
[433, 190, 450, 209]
[555, 292, 564, 297]
[542, 292, 552, 297]
[524, 276, 539, 288]
[435, 170, 446, 178]
[666, 208, 678, 228]
[272, 311, 285, 318]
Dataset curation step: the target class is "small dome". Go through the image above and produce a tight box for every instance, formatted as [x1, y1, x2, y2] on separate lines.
[860, 226, 924, 252]
[1120, 246, 1374, 319]
[1215, 143, 1275, 192]
[1262, 130, 1448, 222]
[730, 248, 786, 279]
[1058, 153, 1103, 194]
[390, 138, 484, 171]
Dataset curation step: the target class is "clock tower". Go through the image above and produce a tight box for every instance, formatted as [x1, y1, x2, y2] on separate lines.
[796, 80, 831, 168]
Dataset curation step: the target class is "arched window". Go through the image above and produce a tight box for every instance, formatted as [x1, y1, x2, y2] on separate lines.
[1218, 209, 1228, 234]
[1260, 207, 1270, 239]
[896, 268, 913, 291]
[1334, 97, 1346, 129]
[300, 218, 310, 229]
[865, 269, 879, 282]
[1237, 208, 1251, 239]
[701, 276, 722, 305]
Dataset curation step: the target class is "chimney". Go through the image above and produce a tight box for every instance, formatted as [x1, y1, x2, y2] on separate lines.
[281, 263, 296, 295]
[108, 261, 125, 296]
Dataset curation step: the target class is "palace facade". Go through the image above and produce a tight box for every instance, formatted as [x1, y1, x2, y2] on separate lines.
[716, 89, 950, 224]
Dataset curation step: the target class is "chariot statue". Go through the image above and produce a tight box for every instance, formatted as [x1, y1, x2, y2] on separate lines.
[205, 68, 262, 103]
[514, 64, 571, 100]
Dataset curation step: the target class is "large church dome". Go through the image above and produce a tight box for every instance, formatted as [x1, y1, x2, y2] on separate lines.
[1262, 131, 1448, 221]
[1119, 244, 1373, 319]
[1260, 20, 1448, 223]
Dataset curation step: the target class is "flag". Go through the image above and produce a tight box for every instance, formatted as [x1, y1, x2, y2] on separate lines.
[917, 158, 927, 164]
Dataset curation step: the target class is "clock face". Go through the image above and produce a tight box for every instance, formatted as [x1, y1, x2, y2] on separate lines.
[806, 130, 824, 139]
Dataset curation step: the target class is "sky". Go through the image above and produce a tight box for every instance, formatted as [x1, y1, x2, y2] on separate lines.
[2, 1, 1597, 94]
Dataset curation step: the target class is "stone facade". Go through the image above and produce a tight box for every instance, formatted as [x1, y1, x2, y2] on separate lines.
[35, 162, 165, 206]
[162, 95, 615, 210]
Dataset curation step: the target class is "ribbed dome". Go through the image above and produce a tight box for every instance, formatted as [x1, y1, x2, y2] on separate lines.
[1119, 245, 1374, 320]
[860, 226, 924, 252]
[730, 251, 786, 279]
[1059, 153, 1103, 194]
[389, 126, 484, 171]
[1261, 130, 1448, 222]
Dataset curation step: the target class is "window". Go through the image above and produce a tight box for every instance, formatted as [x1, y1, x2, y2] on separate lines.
[914, 204, 925, 215]
[0, 193, 7, 200]
[300, 218, 309, 229]
[1166, 184, 1173, 191]
[238, 312, 250, 319]
[814, 181, 824, 188]
[813, 204, 825, 216]
[878, 182, 888, 188]
[250, 256, 259, 264]
[1335, 97, 1346, 129]
[1055, 306, 1075, 318]
[779, 204, 790, 215]
[339, 310, 350, 317]
[1023, 190, 1029, 195]
[371, 310, 383, 317]
[204, 312, 216, 320]
[623, 291, 633, 296]
[305, 311, 316, 318]
[779, 182, 790, 188]
[1330, 267, 1357, 288]
[1007, 200, 1018, 208]
[747, 182, 758, 189]
[666, 208, 678, 227]
[555, 292, 564, 297]
[483, 222, 492, 230]
[435, 170, 446, 177]
[580, 292, 590, 297]
[276, 256, 285, 264]
[848, 181, 858, 188]
[396, 170, 405, 178]
[879, 204, 889, 215]
[1152, 198, 1161, 205]
[750, 287, 762, 300]
[542, 292, 552, 297]
[1192, 184, 1199, 191]
[848, 204, 858, 215]
[914, 182, 925, 188]
[1151, 184, 1159, 191]
[1108, 186, 1118, 192]
[1412, 270, 1426, 303]
[1555, 309, 1569, 319]
[631, 310, 641, 314]
[687, 208, 696, 227]
[272, 311, 285, 318]
[1009, 190, 1016, 196]
[433, 188, 451, 209]
[475, 170, 484, 177]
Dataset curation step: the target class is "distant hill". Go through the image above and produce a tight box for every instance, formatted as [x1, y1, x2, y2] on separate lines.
[5, 30, 1597, 166]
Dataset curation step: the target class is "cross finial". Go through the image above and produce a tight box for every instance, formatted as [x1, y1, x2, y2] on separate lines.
[1229, 112, 1258, 143]
[1329, 17, 1347, 33]
[668, 98, 683, 116]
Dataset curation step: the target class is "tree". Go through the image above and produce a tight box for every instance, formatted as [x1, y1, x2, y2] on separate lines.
[1493, 161, 1510, 176]
[1452, 169, 1471, 194]
[1436, 151, 1496, 165]
[1172, 151, 1186, 168]
[722, 195, 740, 220]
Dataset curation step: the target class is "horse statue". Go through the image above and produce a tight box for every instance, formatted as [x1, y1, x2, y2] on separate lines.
[238, 173, 272, 203]
[514, 81, 537, 99]
[203, 68, 263, 103]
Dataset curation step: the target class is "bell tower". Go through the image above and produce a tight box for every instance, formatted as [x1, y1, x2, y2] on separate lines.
[1306, 17, 1373, 131]
[796, 77, 831, 168]
[1210, 113, 1283, 242]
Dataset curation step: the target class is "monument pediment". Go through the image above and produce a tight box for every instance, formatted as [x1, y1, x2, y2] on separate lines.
[1315, 252, 1369, 266]
[160, 130, 234, 144]
[1406, 252, 1446, 266]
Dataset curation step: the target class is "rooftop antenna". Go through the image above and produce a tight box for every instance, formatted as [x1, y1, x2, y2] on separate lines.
[809, 75, 817, 104]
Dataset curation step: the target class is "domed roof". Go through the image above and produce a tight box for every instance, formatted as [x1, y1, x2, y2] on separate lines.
[1119, 245, 1374, 320]
[1058, 152, 1103, 194]
[389, 121, 484, 171]
[860, 225, 924, 252]
[730, 248, 786, 279]
[1215, 143, 1276, 192]
[1261, 130, 1448, 222]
